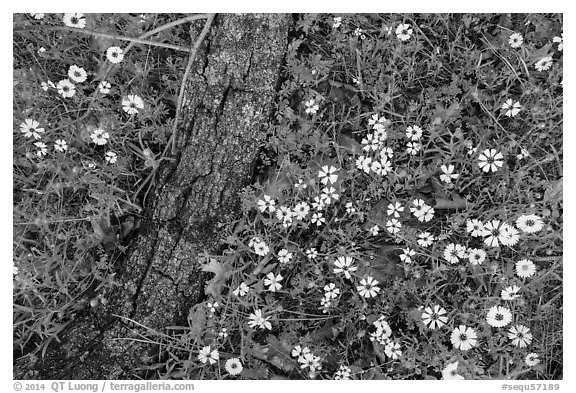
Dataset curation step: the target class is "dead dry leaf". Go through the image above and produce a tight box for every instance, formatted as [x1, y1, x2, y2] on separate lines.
[201, 258, 232, 298]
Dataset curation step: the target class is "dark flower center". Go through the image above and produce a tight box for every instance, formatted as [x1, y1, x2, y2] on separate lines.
[496, 314, 503, 321]
[459, 334, 468, 341]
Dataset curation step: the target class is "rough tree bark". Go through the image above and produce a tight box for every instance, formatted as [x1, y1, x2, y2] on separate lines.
[23, 13, 291, 379]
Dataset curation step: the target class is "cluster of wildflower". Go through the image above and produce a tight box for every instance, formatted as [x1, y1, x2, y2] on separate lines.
[333, 364, 352, 380]
[315, 165, 340, 212]
[468, 214, 543, 249]
[249, 236, 270, 256]
[19, 119, 50, 157]
[505, 30, 561, 71]
[438, 214, 543, 278]
[414, 215, 545, 357]
[27, 15, 144, 161]
[355, 114, 392, 173]
[55, 64, 87, 98]
[28, 24, 144, 160]
[197, 345, 244, 375]
[291, 345, 322, 375]
[319, 283, 340, 313]
[367, 317, 403, 359]
[409, 198, 435, 223]
[404, 124, 423, 155]
[206, 301, 219, 316]
[420, 299, 534, 352]
[368, 316, 392, 345]
[256, 174, 337, 228]
[218, 327, 228, 339]
[449, 322, 533, 351]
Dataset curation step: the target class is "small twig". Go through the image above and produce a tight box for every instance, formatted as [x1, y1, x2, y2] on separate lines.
[121, 14, 210, 60]
[503, 368, 533, 379]
[14, 25, 192, 53]
[170, 14, 216, 155]
[276, 316, 339, 321]
[129, 14, 209, 47]
[14, 217, 92, 225]
[354, 48, 364, 93]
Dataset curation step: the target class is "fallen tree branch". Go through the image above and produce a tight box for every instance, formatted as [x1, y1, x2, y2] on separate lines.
[120, 14, 210, 59]
[14, 25, 193, 53]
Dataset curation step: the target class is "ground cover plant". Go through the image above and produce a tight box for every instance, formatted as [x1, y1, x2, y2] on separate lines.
[13, 13, 562, 380]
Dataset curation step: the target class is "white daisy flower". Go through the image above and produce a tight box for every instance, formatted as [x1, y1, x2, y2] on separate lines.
[106, 46, 124, 64]
[501, 99, 521, 117]
[356, 276, 380, 298]
[478, 149, 504, 173]
[19, 119, 45, 139]
[516, 214, 544, 233]
[122, 94, 144, 115]
[486, 305, 513, 328]
[395, 23, 413, 41]
[56, 79, 76, 98]
[63, 13, 86, 29]
[68, 65, 88, 83]
[516, 259, 536, 278]
[98, 80, 111, 94]
[450, 325, 478, 351]
[535, 56, 553, 72]
[508, 32, 524, 48]
[332, 16, 342, 29]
